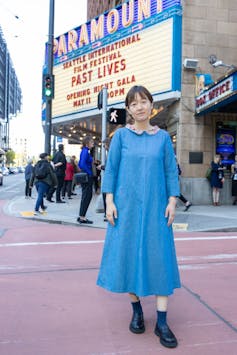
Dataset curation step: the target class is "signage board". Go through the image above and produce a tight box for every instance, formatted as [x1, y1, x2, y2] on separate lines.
[195, 70, 237, 116]
[43, 0, 182, 121]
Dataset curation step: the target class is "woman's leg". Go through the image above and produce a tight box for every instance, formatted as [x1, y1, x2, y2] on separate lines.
[79, 177, 93, 218]
[212, 187, 217, 204]
[128, 293, 145, 334]
[216, 188, 220, 204]
[155, 295, 178, 348]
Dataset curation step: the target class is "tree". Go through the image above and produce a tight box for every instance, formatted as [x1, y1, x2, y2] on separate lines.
[5, 150, 16, 166]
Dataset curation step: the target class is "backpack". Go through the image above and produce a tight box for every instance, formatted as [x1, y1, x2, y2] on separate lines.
[205, 167, 212, 180]
[34, 161, 49, 179]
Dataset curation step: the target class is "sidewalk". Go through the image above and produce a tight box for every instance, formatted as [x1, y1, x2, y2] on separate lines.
[4, 185, 237, 232]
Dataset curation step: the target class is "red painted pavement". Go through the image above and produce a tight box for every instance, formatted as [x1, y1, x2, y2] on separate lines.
[0, 200, 237, 354]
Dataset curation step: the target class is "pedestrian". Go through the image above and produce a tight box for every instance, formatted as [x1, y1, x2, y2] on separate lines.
[210, 154, 225, 206]
[97, 85, 180, 349]
[71, 155, 79, 195]
[46, 157, 57, 202]
[231, 154, 237, 205]
[62, 156, 74, 199]
[77, 136, 94, 224]
[176, 159, 192, 211]
[30, 153, 57, 215]
[92, 158, 101, 194]
[52, 144, 67, 203]
[24, 158, 34, 198]
[97, 138, 111, 221]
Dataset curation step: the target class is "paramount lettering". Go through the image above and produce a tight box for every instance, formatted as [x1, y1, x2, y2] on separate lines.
[53, 0, 164, 58]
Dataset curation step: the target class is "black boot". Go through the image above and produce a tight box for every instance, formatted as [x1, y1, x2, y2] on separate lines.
[154, 310, 178, 348]
[129, 301, 145, 334]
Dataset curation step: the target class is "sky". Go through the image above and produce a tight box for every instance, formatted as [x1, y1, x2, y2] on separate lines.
[0, 0, 87, 156]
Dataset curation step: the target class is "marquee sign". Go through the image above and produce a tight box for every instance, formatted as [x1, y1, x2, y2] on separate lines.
[43, 0, 182, 121]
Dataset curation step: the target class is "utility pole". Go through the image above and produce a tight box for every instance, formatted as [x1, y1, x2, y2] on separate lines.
[44, 0, 54, 155]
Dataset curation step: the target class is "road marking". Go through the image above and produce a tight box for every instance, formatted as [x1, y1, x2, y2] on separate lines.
[175, 235, 237, 241]
[173, 223, 188, 230]
[0, 240, 105, 247]
[0, 235, 237, 248]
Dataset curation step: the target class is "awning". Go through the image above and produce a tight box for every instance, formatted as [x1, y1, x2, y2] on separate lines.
[195, 69, 237, 116]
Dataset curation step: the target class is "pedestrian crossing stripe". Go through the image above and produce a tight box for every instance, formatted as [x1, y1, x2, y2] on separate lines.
[173, 223, 188, 231]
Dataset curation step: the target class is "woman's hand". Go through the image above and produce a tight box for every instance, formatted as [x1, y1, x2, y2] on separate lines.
[165, 197, 177, 226]
[106, 201, 117, 226]
[106, 193, 117, 226]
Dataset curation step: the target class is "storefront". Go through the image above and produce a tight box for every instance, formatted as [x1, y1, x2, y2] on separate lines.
[194, 68, 237, 204]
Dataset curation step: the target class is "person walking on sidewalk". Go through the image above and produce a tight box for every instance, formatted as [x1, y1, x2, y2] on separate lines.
[30, 153, 57, 215]
[52, 144, 67, 203]
[97, 85, 181, 349]
[24, 158, 34, 198]
[231, 154, 237, 205]
[176, 160, 192, 211]
[210, 154, 225, 206]
[77, 136, 94, 224]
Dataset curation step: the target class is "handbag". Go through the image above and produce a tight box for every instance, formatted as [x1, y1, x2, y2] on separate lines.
[205, 167, 212, 180]
[75, 172, 89, 184]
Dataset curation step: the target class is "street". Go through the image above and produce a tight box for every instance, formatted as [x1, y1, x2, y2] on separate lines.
[0, 172, 25, 200]
[0, 190, 237, 355]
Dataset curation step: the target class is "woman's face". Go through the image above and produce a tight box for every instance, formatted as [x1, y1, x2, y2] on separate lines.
[88, 140, 94, 149]
[127, 93, 153, 123]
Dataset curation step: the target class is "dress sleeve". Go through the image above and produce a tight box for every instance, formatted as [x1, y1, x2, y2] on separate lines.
[102, 130, 121, 193]
[164, 133, 180, 197]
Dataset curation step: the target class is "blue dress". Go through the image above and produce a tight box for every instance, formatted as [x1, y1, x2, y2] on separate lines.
[97, 127, 181, 296]
[210, 162, 223, 188]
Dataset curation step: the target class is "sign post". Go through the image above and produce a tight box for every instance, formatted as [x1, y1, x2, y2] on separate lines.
[101, 87, 107, 169]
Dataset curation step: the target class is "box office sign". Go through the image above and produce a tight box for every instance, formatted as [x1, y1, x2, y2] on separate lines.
[45, 0, 182, 120]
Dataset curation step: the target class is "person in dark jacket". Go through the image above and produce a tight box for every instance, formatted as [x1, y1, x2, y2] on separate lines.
[24, 158, 34, 198]
[77, 136, 94, 224]
[52, 144, 67, 203]
[30, 153, 57, 215]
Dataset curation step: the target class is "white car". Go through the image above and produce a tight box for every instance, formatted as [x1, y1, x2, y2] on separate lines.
[2, 166, 9, 175]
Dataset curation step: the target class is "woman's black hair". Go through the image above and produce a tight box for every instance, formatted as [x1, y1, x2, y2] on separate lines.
[125, 85, 153, 107]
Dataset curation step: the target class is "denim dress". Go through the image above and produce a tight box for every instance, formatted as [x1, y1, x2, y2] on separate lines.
[97, 127, 181, 296]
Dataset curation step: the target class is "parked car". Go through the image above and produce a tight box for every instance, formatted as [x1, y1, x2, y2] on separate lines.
[0, 169, 3, 185]
[17, 166, 25, 173]
[1, 166, 9, 176]
[8, 167, 18, 174]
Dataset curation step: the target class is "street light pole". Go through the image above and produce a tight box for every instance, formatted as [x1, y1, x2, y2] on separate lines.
[44, 0, 54, 155]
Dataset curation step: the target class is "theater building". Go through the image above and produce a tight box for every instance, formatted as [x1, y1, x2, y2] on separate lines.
[46, 0, 237, 204]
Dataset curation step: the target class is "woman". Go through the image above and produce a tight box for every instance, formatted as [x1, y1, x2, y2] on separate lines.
[231, 154, 237, 205]
[97, 85, 180, 348]
[77, 136, 94, 224]
[210, 154, 225, 206]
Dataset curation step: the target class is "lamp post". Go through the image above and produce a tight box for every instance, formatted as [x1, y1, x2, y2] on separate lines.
[44, 0, 54, 155]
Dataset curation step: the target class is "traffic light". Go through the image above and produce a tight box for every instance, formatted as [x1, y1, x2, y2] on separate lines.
[108, 108, 126, 125]
[42, 74, 54, 99]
